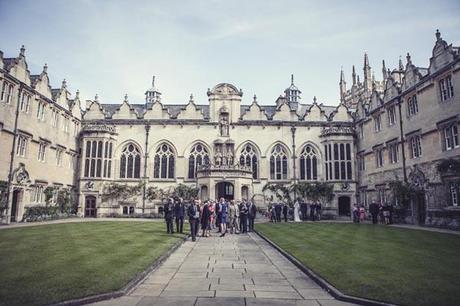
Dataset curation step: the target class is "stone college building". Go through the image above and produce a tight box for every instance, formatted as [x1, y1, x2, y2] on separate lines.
[0, 30, 459, 228]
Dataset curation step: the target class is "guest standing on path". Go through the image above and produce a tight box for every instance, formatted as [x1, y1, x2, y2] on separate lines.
[174, 198, 185, 233]
[201, 201, 211, 237]
[294, 201, 301, 222]
[248, 201, 257, 232]
[300, 202, 307, 221]
[219, 198, 229, 237]
[310, 202, 316, 221]
[188, 199, 200, 241]
[216, 201, 221, 233]
[164, 198, 174, 234]
[275, 203, 282, 223]
[240, 201, 248, 233]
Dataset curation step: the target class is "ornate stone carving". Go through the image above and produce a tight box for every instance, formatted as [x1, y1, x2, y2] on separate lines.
[13, 163, 30, 185]
[320, 126, 354, 136]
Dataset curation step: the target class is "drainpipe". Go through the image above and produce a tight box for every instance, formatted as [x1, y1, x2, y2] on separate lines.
[142, 124, 150, 214]
[291, 126, 297, 202]
[5, 84, 23, 224]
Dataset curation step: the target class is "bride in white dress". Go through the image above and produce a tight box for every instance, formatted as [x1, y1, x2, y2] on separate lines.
[294, 201, 301, 222]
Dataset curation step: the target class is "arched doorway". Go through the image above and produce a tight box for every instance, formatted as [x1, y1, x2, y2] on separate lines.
[200, 185, 208, 201]
[10, 189, 22, 222]
[216, 182, 234, 200]
[338, 196, 351, 216]
[241, 186, 249, 200]
[85, 196, 97, 217]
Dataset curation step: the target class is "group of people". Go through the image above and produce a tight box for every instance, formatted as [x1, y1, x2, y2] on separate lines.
[163, 197, 257, 241]
[268, 201, 322, 222]
[353, 201, 394, 225]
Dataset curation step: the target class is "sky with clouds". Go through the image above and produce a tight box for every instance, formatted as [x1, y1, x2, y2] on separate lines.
[1, 0, 459, 107]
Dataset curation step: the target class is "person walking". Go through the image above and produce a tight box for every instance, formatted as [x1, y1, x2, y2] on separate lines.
[219, 198, 228, 237]
[369, 200, 379, 224]
[248, 201, 257, 232]
[282, 203, 288, 222]
[164, 198, 174, 234]
[174, 197, 185, 233]
[188, 199, 200, 241]
[229, 201, 238, 234]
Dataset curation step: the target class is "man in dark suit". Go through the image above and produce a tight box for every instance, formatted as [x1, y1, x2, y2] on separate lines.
[164, 198, 174, 234]
[187, 199, 200, 241]
[275, 203, 282, 222]
[215, 201, 221, 233]
[369, 200, 379, 224]
[310, 202, 316, 221]
[240, 201, 248, 233]
[282, 203, 288, 222]
[174, 197, 185, 233]
[300, 202, 307, 221]
[248, 201, 257, 232]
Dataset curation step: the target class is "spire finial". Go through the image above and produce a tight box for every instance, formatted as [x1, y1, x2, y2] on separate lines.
[399, 56, 404, 71]
[76, 89, 80, 98]
[189, 93, 194, 103]
[406, 52, 412, 64]
[253, 94, 257, 103]
[20, 45, 25, 56]
[313, 96, 317, 104]
[94, 94, 99, 102]
[364, 52, 369, 67]
[152, 75, 155, 87]
[435, 29, 441, 40]
[340, 66, 345, 83]
[62, 79, 67, 88]
[43, 63, 48, 73]
[291, 74, 294, 85]
[124, 94, 128, 102]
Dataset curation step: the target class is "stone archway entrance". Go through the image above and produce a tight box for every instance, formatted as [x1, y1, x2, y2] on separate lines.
[216, 182, 234, 200]
[10, 189, 22, 222]
[338, 196, 351, 216]
[85, 196, 97, 217]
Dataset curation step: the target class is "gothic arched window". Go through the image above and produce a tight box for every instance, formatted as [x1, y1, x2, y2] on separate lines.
[299, 145, 318, 180]
[239, 144, 258, 179]
[153, 143, 175, 179]
[270, 144, 288, 180]
[188, 143, 209, 179]
[120, 143, 141, 178]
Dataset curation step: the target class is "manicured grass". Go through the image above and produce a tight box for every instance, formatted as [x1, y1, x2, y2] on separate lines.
[0, 221, 187, 306]
[256, 222, 460, 306]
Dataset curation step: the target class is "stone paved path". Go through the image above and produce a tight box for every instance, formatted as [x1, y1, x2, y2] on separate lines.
[91, 232, 354, 306]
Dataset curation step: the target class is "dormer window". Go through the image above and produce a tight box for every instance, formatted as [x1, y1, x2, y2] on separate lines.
[387, 105, 396, 126]
[439, 75, 454, 102]
[374, 114, 382, 132]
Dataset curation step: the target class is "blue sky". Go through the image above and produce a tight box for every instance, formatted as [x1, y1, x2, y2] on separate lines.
[1, 0, 459, 106]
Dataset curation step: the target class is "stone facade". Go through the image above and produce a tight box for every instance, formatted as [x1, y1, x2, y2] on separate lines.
[0, 30, 458, 227]
[350, 30, 460, 228]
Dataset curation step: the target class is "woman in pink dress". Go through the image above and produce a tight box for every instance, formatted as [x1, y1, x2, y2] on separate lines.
[359, 205, 366, 222]
[209, 202, 215, 229]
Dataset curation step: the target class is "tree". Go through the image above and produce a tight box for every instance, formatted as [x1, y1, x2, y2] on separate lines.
[389, 180, 415, 209]
[102, 182, 143, 202]
[291, 182, 315, 203]
[310, 182, 334, 207]
[171, 184, 199, 200]
[43, 186, 56, 207]
[262, 183, 292, 205]
[0, 181, 8, 217]
[56, 188, 71, 214]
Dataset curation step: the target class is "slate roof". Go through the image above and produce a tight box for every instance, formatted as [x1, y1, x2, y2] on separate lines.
[98, 101, 339, 120]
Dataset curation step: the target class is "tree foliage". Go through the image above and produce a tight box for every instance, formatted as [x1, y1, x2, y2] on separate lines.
[389, 180, 415, 209]
[102, 182, 143, 202]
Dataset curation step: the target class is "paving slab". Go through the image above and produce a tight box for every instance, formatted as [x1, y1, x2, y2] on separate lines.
[93, 230, 342, 305]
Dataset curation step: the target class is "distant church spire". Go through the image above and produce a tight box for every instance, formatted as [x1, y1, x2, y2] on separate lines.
[382, 60, 387, 80]
[145, 75, 161, 103]
[352, 65, 357, 85]
[363, 53, 372, 91]
[339, 67, 346, 102]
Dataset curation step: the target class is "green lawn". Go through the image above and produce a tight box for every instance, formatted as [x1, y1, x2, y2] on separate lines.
[256, 223, 460, 306]
[0, 221, 187, 306]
